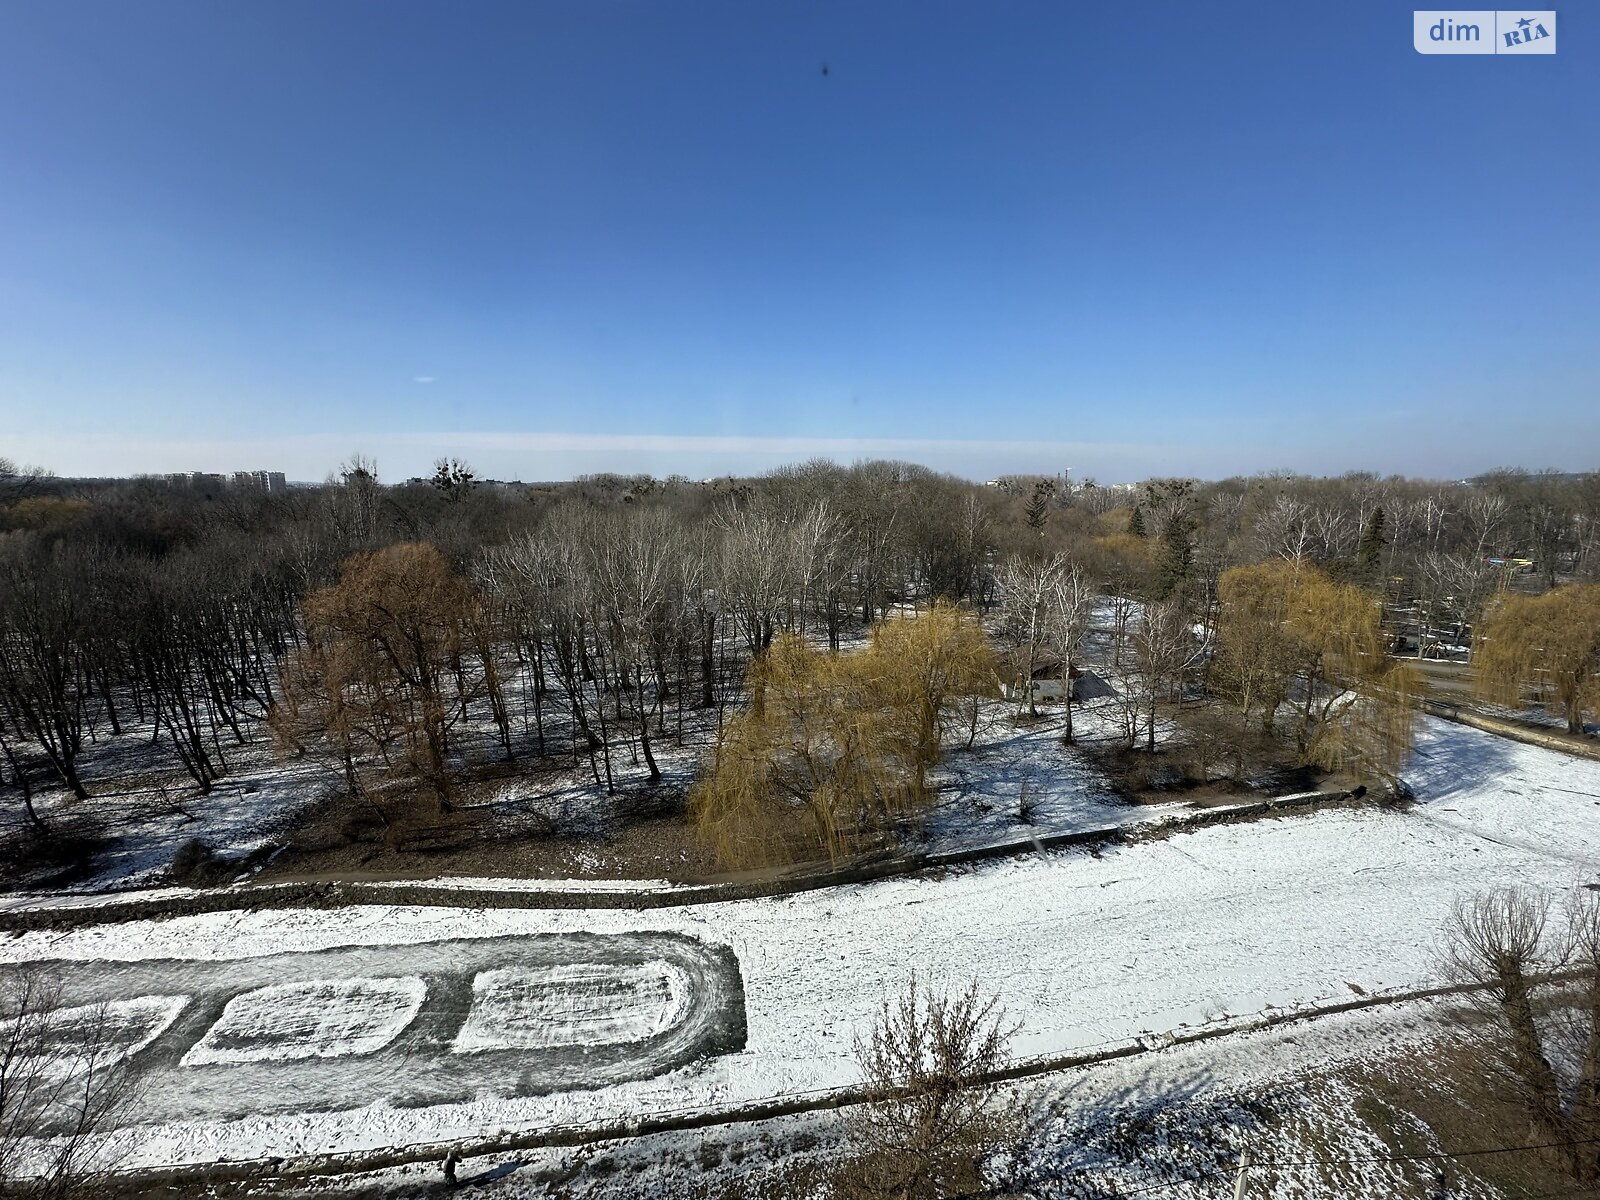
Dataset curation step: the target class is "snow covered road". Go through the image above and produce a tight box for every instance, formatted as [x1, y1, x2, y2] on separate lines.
[4, 717, 1598, 1169]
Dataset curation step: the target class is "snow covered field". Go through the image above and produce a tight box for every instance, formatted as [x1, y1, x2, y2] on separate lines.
[455, 962, 689, 1054]
[340, 997, 1477, 1200]
[182, 976, 428, 1066]
[9, 932, 743, 1136]
[2, 716, 1596, 1172]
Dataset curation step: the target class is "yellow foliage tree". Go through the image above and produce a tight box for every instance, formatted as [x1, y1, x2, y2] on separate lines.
[691, 603, 998, 870]
[1216, 559, 1417, 782]
[1475, 585, 1600, 734]
[865, 603, 1000, 799]
[1214, 561, 1298, 733]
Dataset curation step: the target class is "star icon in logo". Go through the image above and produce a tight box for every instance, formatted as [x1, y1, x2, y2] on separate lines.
[1517, 15, 1534, 28]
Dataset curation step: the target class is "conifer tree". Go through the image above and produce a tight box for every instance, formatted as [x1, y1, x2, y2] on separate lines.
[1358, 506, 1387, 575]
[1127, 505, 1147, 537]
[1024, 480, 1054, 534]
[1155, 512, 1193, 600]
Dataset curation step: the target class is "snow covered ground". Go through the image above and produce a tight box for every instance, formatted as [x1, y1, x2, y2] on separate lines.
[0, 602, 1268, 903]
[919, 691, 1198, 855]
[27, 994, 188, 1085]
[182, 976, 428, 1067]
[0, 690, 1219, 915]
[335, 996, 1482, 1200]
[454, 962, 689, 1054]
[2, 716, 1595, 1174]
[1, 722, 335, 893]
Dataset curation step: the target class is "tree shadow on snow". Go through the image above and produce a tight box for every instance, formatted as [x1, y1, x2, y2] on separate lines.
[1016, 1062, 1292, 1198]
[1403, 718, 1526, 808]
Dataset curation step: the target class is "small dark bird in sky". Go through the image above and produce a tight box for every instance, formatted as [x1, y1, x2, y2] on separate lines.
[820, 63, 830, 76]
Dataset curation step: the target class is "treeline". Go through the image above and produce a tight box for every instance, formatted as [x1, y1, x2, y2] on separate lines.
[1, 455, 1597, 828]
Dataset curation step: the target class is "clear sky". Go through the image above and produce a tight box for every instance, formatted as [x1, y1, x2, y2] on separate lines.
[1, 2, 1595, 483]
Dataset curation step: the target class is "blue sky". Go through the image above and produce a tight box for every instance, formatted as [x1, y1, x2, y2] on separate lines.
[1, 2, 1594, 482]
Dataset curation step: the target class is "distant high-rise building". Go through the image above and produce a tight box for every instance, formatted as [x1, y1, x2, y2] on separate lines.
[165, 471, 226, 491]
[227, 470, 288, 491]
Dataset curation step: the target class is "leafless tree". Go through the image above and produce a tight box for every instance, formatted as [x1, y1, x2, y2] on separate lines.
[0, 966, 143, 1199]
[841, 977, 1022, 1200]
[0, 543, 96, 801]
[328, 453, 382, 550]
[1254, 496, 1313, 561]
[591, 508, 680, 784]
[1464, 491, 1509, 559]
[0, 458, 51, 508]
[1417, 550, 1496, 654]
[1045, 560, 1095, 744]
[718, 504, 795, 655]
[788, 499, 846, 644]
[997, 556, 1064, 719]
[1308, 504, 1355, 561]
[1441, 887, 1599, 1182]
[1132, 598, 1200, 752]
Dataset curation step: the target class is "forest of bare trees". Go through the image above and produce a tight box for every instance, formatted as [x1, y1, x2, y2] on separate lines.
[1, 455, 1598, 875]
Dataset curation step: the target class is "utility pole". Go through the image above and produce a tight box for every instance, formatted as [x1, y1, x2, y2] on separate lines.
[1232, 1148, 1252, 1200]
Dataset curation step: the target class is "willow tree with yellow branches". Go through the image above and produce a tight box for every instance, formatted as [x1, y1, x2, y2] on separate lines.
[1215, 559, 1418, 783]
[691, 602, 998, 870]
[1474, 584, 1600, 734]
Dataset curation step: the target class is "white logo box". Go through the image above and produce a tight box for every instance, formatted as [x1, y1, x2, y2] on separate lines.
[1414, 10, 1556, 53]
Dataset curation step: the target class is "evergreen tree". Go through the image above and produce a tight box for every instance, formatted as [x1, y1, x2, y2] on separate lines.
[1024, 480, 1055, 534]
[1156, 513, 1194, 600]
[1358, 506, 1387, 574]
[1127, 505, 1147, 537]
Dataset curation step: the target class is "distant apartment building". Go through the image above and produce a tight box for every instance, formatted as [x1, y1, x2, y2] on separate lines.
[164, 471, 226, 491]
[165, 470, 286, 492]
[230, 470, 288, 491]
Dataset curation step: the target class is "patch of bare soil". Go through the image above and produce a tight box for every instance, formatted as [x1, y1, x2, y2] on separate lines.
[1349, 1021, 1598, 1199]
[249, 757, 728, 886]
[1087, 742, 1356, 808]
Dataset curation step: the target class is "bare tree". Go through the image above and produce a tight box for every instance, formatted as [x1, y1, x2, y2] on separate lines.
[1464, 490, 1509, 559]
[1441, 887, 1595, 1181]
[1254, 496, 1314, 561]
[998, 556, 1064, 719]
[1045, 561, 1095, 744]
[0, 458, 51, 508]
[718, 504, 795, 656]
[841, 977, 1022, 1200]
[429, 457, 476, 504]
[591, 508, 680, 784]
[1132, 598, 1199, 752]
[0, 544, 96, 801]
[0, 967, 143, 1199]
[790, 499, 848, 645]
[327, 453, 382, 550]
[1418, 550, 1496, 655]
